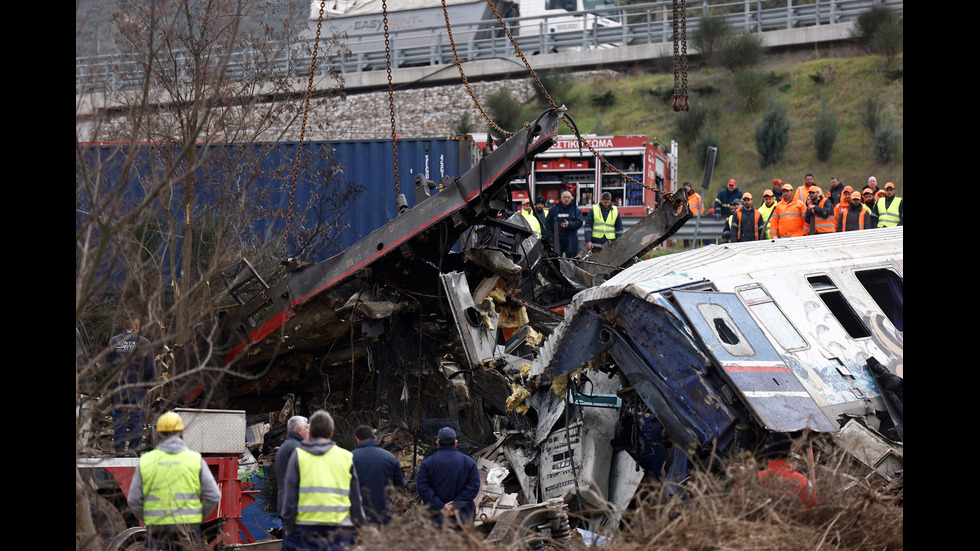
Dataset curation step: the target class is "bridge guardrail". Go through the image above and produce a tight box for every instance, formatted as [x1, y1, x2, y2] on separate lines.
[76, 0, 903, 93]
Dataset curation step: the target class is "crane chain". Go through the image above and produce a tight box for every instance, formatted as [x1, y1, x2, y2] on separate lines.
[481, 1, 651, 194]
[280, 0, 327, 272]
[483, 0, 555, 110]
[383, 0, 400, 201]
[672, 0, 689, 112]
[442, 0, 514, 137]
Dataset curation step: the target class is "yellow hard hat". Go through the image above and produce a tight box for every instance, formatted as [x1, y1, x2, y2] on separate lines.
[156, 411, 184, 432]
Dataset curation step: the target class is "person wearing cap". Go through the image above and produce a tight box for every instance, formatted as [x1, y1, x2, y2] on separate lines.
[281, 409, 366, 550]
[108, 313, 156, 455]
[533, 196, 550, 239]
[860, 188, 879, 227]
[771, 183, 806, 238]
[837, 190, 870, 232]
[833, 186, 854, 223]
[757, 189, 777, 239]
[127, 411, 221, 550]
[352, 425, 405, 525]
[872, 182, 902, 227]
[770, 178, 785, 200]
[415, 427, 481, 527]
[794, 173, 817, 205]
[585, 192, 622, 252]
[683, 181, 703, 216]
[714, 178, 744, 218]
[803, 186, 836, 234]
[520, 199, 542, 237]
[721, 198, 742, 243]
[729, 192, 766, 243]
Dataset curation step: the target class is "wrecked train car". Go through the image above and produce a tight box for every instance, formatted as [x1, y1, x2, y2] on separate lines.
[170, 107, 611, 417]
[514, 226, 903, 514]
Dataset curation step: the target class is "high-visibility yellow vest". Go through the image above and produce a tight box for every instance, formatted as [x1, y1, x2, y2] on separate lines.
[876, 197, 902, 227]
[758, 202, 777, 239]
[296, 446, 353, 526]
[140, 449, 204, 526]
[521, 210, 541, 235]
[590, 205, 619, 240]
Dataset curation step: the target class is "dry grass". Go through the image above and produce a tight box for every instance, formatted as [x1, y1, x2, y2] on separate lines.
[352, 437, 902, 551]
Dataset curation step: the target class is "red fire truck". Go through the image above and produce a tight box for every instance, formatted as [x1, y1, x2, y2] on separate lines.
[512, 134, 678, 218]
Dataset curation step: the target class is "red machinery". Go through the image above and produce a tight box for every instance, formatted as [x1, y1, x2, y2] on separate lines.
[78, 408, 275, 550]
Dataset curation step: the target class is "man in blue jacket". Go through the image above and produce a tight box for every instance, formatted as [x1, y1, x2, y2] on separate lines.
[714, 178, 744, 218]
[352, 425, 405, 525]
[544, 191, 584, 257]
[416, 427, 481, 527]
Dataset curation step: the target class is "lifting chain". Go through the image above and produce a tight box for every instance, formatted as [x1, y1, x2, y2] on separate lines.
[439, 1, 661, 199]
[672, 0, 689, 112]
[484, 0, 555, 110]
[481, 1, 653, 195]
[280, 0, 328, 273]
[488, 1, 659, 195]
[383, 0, 400, 202]
[442, 0, 514, 137]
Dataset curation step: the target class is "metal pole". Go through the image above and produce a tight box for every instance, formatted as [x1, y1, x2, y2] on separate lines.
[692, 146, 717, 246]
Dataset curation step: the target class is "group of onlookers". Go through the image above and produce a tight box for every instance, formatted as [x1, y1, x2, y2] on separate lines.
[681, 174, 902, 243]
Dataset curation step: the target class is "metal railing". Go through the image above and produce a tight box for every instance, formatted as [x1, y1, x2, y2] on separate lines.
[76, 0, 902, 93]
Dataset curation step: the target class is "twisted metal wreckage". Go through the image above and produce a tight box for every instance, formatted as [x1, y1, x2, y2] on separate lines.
[171, 107, 903, 536]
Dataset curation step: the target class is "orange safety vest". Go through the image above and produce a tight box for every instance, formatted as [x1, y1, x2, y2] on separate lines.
[794, 185, 814, 204]
[805, 198, 836, 234]
[688, 192, 703, 215]
[733, 209, 763, 241]
[839, 207, 867, 231]
[771, 199, 806, 238]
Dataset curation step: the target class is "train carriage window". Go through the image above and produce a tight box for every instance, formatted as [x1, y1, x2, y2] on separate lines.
[696, 303, 756, 356]
[736, 285, 809, 351]
[855, 269, 903, 332]
[807, 275, 871, 338]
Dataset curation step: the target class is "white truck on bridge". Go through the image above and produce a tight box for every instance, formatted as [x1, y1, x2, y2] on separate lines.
[309, 0, 621, 62]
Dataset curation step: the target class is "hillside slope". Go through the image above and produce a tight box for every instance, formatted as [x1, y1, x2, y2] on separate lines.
[523, 48, 903, 200]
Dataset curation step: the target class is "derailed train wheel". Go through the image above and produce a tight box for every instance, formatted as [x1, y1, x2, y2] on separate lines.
[106, 527, 147, 551]
[90, 494, 127, 546]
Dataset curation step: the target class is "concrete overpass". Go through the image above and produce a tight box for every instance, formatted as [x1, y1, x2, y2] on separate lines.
[76, 17, 860, 123]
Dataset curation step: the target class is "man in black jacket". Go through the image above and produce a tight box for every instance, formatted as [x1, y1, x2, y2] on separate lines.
[352, 425, 405, 525]
[545, 191, 583, 257]
[108, 314, 156, 454]
[275, 415, 309, 515]
[731, 193, 766, 242]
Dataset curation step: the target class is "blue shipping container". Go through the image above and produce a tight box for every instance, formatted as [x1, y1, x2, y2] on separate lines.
[77, 136, 478, 269]
[322, 136, 478, 251]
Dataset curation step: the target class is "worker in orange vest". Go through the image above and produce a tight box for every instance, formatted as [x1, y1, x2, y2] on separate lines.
[683, 181, 703, 215]
[730, 192, 766, 242]
[770, 183, 806, 238]
[803, 186, 836, 234]
[794, 173, 816, 204]
[836, 191, 869, 231]
[833, 185, 854, 222]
